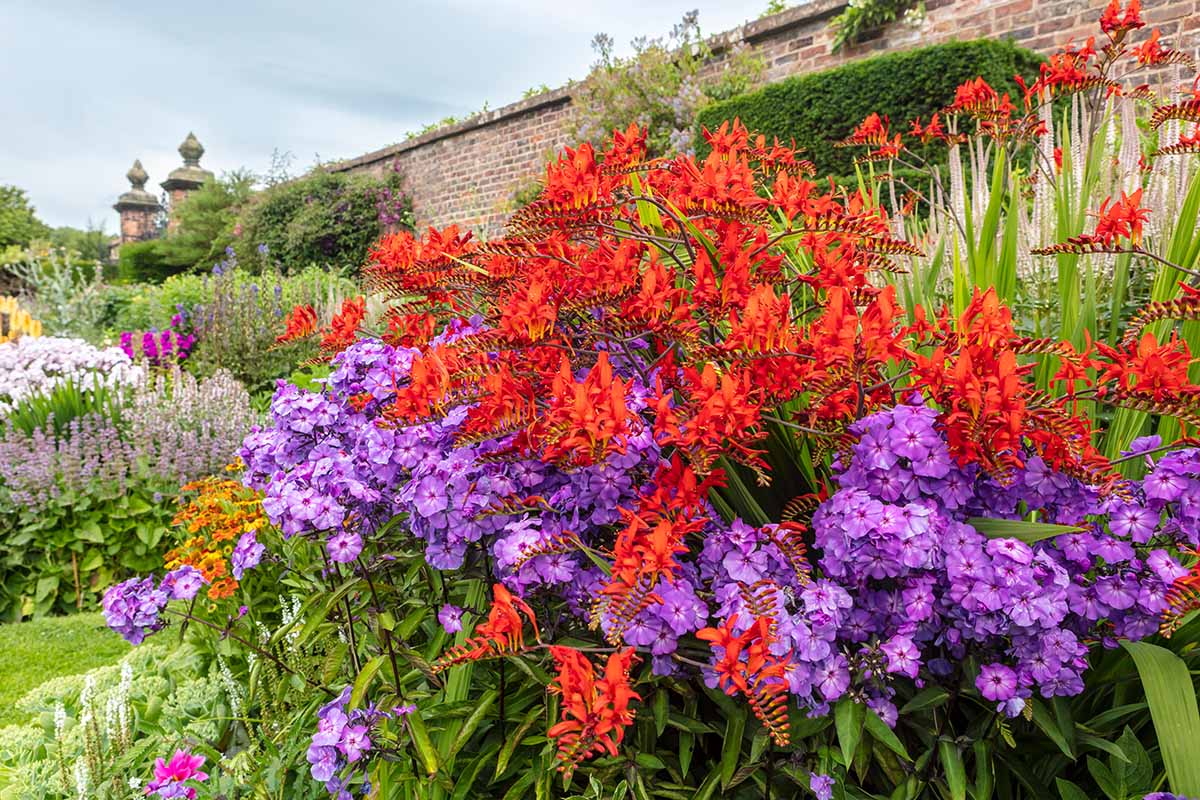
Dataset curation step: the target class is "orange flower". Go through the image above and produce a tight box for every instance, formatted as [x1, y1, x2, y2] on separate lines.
[432, 583, 540, 672]
[1093, 189, 1150, 246]
[547, 646, 640, 776]
[1100, 0, 1143, 39]
[276, 304, 317, 344]
[167, 477, 269, 600]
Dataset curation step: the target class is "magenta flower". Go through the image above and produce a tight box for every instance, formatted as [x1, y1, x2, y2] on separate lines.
[144, 749, 208, 799]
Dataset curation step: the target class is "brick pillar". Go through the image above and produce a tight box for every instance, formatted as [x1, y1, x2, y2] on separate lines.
[113, 159, 162, 246]
[160, 132, 214, 233]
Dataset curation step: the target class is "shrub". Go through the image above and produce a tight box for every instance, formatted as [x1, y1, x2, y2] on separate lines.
[694, 38, 1044, 176]
[571, 11, 765, 156]
[116, 239, 194, 284]
[162, 170, 256, 270]
[234, 165, 413, 270]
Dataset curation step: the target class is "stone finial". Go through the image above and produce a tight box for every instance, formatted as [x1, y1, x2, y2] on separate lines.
[178, 132, 204, 167]
[126, 159, 149, 189]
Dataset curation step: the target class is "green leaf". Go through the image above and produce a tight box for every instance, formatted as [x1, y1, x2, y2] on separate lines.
[836, 698, 866, 766]
[635, 753, 666, 771]
[496, 706, 542, 778]
[691, 764, 722, 800]
[653, 689, 668, 737]
[444, 689, 497, 762]
[406, 709, 440, 777]
[76, 520, 104, 543]
[349, 655, 386, 710]
[1116, 727, 1153, 793]
[720, 709, 746, 789]
[1055, 778, 1090, 800]
[940, 740, 967, 800]
[1078, 733, 1130, 764]
[966, 517, 1083, 543]
[899, 687, 949, 714]
[450, 744, 500, 800]
[972, 741, 994, 800]
[864, 709, 909, 761]
[1122, 641, 1200, 796]
[1087, 756, 1123, 800]
[1031, 698, 1075, 759]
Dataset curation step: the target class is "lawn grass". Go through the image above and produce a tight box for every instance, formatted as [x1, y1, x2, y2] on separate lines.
[0, 612, 129, 726]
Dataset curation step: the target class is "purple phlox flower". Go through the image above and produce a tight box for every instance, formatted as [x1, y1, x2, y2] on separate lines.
[881, 634, 921, 678]
[231, 530, 265, 579]
[977, 663, 1018, 702]
[327, 530, 363, 563]
[438, 604, 464, 634]
[160, 565, 205, 601]
[809, 772, 836, 800]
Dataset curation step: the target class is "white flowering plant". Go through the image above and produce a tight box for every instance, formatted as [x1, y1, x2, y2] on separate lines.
[0, 336, 142, 416]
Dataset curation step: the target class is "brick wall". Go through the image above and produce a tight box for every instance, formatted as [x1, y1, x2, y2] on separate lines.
[330, 0, 1199, 237]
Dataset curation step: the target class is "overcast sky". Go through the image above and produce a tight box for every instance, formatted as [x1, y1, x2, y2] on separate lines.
[1, 0, 763, 232]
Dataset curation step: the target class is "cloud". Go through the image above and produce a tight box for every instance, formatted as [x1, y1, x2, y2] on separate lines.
[0, 0, 758, 230]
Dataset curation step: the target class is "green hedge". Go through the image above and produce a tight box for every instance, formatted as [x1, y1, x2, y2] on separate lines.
[695, 39, 1044, 177]
[115, 239, 195, 284]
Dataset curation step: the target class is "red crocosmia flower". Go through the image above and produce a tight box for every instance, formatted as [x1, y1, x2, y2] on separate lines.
[598, 457, 720, 642]
[539, 352, 635, 466]
[839, 113, 891, 147]
[432, 583, 539, 671]
[276, 304, 318, 344]
[696, 613, 791, 744]
[1093, 189, 1150, 246]
[1100, 0, 1144, 39]
[702, 118, 751, 160]
[1094, 331, 1197, 403]
[605, 122, 649, 170]
[320, 296, 367, 353]
[945, 78, 1014, 120]
[547, 646, 640, 776]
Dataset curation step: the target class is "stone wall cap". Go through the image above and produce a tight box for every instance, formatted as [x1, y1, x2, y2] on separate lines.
[114, 188, 161, 211]
[329, 85, 575, 172]
[161, 164, 214, 191]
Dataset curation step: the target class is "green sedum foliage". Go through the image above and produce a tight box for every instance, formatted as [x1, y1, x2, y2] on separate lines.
[695, 39, 1044, 177]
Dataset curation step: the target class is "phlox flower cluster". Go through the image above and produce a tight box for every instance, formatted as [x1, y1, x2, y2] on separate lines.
[102, 566, 203, 645]
[812, 396, 1187, 715]
[241, 334, 661, 590]
[0, 335, 141, 413]
[694, 523, 857, 714]
[307, 686, 393, 799]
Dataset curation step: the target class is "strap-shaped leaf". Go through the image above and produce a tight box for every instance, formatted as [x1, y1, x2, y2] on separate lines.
[1122, 640, 1200, 795]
